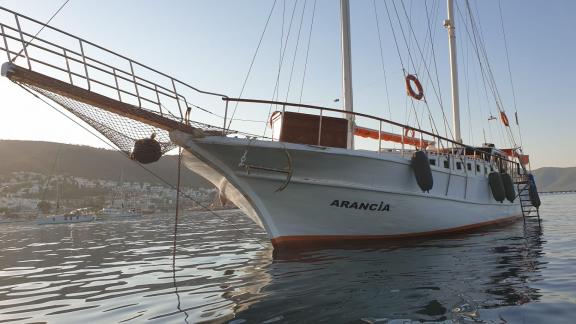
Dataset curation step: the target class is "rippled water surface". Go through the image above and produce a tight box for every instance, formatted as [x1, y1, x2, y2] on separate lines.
[0, 194, 575, 323]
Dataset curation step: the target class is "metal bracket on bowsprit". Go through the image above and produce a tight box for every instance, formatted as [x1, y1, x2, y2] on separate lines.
[238, 148, 293, 192]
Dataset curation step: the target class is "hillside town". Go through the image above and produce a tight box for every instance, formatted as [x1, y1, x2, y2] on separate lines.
[0, 171, 220, 219]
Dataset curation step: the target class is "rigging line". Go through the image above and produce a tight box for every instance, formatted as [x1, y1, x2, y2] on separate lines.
[263, 0, 299, 137]
[456, 2, 495, 144]
[456, 3, 487, 145]
[470, 2, 505, 108]
[412, 3, 431, 75]
[466, 2, 507, 121]
[227, 0, 277, 130]
[405, 0, 415, 72]
[274, 0, 287, 103]
[16, 83, 270, 250]
[407, 97, 422, 136]
[190, 103, 265, 123]
[398, 3, 444, 145]
[458, 2, 494, 112]
[173, 147, 182, 262]
[403, 94, 411, 129]
[298, 0, 317, 105]
[398, 0, 446, 140]
[382, 0, 405, 71]
[384, 0, 420, 135]
[467, 1, 516, 148]
[406, 94, 422, 131]
[395, 1, 443, 144]
[372, 0, 394, 134]
[498, 0, 524, 149]
[285, 0, 307, 102]
[11, 0, 71, 64]
[460, 12, 474, 145]
[277, 0, 300, 93]
[424, 0, 451, 139]
[465, 2, 511, 148]
[390, 0, 417, 73]
[390, 0, 436, 139]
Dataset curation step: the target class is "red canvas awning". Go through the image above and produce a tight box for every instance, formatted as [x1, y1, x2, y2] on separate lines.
[501, 148, 530, 165]
[354, 126, 433, 148]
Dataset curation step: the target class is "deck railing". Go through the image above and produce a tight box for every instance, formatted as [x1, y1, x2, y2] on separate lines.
[222, 97, 523, 172]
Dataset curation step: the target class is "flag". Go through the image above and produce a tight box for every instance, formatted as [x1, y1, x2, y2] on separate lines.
[500, 111, 510, 127]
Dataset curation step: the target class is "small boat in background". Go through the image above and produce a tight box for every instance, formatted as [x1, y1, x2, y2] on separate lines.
[37, 208, 95, 225]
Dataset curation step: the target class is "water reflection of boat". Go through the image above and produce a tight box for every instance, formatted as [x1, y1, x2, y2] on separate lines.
[228, 222, 544, 323]
[37, 208, 96, 225]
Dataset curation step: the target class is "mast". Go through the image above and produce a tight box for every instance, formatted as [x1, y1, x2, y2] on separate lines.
[444, 0, 462, 143]
[55, 154, 60, 210]
[56, 181, 60, 210]
[340, 0, 354, 149]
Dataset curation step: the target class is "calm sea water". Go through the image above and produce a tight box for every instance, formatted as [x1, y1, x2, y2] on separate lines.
[0, 194, 574, 323]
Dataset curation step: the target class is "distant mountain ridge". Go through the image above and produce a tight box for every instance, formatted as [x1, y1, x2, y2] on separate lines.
[0, 140, 212, 188]
[1, 140, 574, 192]
[532, 167, 576, 192]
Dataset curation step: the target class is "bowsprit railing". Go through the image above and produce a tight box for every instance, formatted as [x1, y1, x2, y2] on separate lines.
[0, 6, 227, 123]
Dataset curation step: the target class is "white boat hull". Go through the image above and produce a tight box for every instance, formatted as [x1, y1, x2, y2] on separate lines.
[171, 131, 521, 247]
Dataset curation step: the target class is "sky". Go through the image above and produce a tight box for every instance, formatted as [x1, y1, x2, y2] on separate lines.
[0, 0, 574, 169]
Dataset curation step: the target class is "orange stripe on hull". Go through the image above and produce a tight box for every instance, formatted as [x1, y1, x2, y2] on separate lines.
[270, 215, 521, 248]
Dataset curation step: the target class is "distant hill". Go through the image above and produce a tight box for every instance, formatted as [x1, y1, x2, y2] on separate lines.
[0, 140, 212, 188]
[2, 140, 573, 193]
[532, 167, 576, 192]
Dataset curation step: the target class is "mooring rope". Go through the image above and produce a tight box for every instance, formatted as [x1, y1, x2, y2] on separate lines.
[171, 147, 189, 322]
[173, 147, 182, 262]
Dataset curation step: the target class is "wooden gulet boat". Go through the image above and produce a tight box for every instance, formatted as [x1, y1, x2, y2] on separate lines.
[0, 1, 541, 248]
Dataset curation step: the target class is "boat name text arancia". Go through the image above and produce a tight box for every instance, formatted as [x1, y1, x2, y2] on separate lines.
[329, 200, 390, 212]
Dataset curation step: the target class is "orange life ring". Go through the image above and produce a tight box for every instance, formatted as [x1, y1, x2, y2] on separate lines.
[405, 74, 424, 100]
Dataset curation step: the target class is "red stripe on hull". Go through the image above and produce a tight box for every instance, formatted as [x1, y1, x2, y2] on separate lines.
[271, 215, 522, 248]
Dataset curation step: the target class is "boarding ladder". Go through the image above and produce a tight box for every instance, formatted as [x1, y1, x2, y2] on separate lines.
[514, 174, 541, 225]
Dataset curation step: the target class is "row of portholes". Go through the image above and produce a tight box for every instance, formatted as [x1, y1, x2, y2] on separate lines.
[428, 156, 495, 176]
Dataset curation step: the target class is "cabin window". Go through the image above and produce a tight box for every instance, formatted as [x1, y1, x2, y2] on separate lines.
[456, 162, 462, 170]
[429, 159, 436, 166]
[484, 167, 488, 174]
[467, 163, 472, 171]
[476, 165, 481, 173]
[443, 160, 450, 169]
